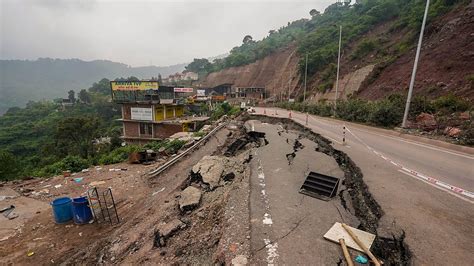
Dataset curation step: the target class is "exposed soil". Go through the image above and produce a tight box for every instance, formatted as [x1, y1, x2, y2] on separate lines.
[358, 2, 474, 100]
[0, 120, 254, 265]
[248, 114, 412, 265]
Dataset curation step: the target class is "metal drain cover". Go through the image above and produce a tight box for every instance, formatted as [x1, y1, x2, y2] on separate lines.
[299, 171, 340, 201]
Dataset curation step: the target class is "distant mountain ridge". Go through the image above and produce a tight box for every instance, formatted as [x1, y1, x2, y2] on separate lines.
[0, 58, 187, 114]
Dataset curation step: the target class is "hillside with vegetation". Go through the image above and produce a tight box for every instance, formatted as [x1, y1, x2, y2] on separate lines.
[0, 58, 186, 114]
[188, 0, 472, 99]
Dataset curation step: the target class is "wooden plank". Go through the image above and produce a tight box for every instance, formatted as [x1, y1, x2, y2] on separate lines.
[323, 222, 375, 253]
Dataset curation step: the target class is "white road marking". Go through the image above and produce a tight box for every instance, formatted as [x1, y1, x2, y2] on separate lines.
[263, 239, 279, 265]
[263, 213, 273, 225]
[255, 149, 279, 264]
[398, 170, 474, 204]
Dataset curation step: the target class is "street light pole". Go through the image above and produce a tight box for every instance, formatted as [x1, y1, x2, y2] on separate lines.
[334, 25, 342, 117]
[402, 0, 430, 128]
[304, 53, 308, 102]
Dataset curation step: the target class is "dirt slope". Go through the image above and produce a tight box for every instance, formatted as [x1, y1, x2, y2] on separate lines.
[200, 44, 301, 98]
[201, 2, 473, 101]
[358, 1, 474, 100]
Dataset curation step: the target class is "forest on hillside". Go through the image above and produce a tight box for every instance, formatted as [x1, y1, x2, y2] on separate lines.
[0, 58, 186, 114]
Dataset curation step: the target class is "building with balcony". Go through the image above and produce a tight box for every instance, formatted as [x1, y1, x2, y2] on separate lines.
[111, 81, 208, 145]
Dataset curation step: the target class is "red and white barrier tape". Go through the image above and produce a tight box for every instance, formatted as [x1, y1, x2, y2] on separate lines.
[345, 127, 474, 201]
[260, 108, 473, 201]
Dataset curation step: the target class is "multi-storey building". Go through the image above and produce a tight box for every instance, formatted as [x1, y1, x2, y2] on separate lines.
[111, 80, 207, 145]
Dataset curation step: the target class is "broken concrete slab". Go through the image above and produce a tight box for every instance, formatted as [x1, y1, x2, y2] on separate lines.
[179, 186, 202, 211]
[156, 218, 186, 239]
[192, 156, 225, 189]
[191, 153, 250, 189]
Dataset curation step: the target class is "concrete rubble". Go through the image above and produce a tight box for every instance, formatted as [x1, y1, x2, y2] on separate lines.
[156, 218, 186, 239]
[179, 186, 202, 211]
[191, 153, 249, 190]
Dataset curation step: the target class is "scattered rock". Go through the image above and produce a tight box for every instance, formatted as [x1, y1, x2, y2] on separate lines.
[459, 112, 470, 120]
[415, 113, 437, 131]
[179, 186, 202, 211]
[89, 181, 106, 186]
[156, 219, 186, 239]
[444, 127, 461, 137]
[231, 255, 248, 265]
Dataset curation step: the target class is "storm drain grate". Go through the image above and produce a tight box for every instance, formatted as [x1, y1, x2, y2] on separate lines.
[299, 171, 340, 201]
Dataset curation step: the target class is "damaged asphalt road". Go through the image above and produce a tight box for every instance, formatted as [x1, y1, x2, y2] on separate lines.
[246, 117, 411, 265]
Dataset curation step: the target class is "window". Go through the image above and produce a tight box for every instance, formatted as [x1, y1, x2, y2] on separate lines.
[139, 123, 153, 135]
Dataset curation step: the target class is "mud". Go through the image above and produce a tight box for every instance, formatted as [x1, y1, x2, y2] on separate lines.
[248, 114, 412, 265]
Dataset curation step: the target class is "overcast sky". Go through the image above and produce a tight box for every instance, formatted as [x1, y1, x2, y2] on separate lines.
[1, 0, 334, 67]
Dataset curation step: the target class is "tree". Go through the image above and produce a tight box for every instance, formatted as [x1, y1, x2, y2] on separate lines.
[78, 89, 91, 104]
[54, 116, 100, 158]
[0, 150, 22, 180]
[185, 58, 212, 76]
[88, 78, 111, 94]
[310, 9, 320, 17]
[68, 90, 76, 103]
[242, 35, 253, 44]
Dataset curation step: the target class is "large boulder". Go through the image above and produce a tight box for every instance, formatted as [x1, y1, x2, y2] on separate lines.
[179, 186, 202, 211]
[444, 127, 462, 137]
[416, 112, 437, 131]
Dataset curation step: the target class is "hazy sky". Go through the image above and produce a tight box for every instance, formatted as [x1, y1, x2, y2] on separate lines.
[1, 0, 334, 67]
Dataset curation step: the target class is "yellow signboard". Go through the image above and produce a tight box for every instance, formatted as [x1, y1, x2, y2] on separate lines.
[111, 81, 159, 91]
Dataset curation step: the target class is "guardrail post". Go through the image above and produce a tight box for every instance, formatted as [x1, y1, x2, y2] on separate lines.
[305, 113, 309, 125]
[343, 126, 346, 145]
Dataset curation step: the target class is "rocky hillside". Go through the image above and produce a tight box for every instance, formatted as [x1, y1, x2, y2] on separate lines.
[200, 1, 474, 102]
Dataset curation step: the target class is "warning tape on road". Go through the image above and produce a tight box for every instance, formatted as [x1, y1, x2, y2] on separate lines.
[345, 127, 474, 200]
[259, 108, 473, 201]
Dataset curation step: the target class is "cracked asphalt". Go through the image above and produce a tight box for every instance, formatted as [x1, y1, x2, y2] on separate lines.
[247, 120, 357, 265]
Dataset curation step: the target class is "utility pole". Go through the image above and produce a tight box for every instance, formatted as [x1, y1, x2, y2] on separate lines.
[402, 0, 430, 128]
[288, 78, 291, 101]
[304, 53, 308, 102]
[334, 25, 342, 117]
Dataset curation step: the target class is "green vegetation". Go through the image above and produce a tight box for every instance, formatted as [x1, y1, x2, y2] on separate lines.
[0, 79, 125, 180]
[278, 93, 470, 128]
[0, 58, 187, 114]
[210, 102, 241, 120]
[185, 0, 465, 92]
[143, 139, 187, 154]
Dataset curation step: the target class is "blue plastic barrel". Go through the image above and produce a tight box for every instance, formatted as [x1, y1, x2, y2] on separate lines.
[72, 196, 93, 224]
[51, 197, 73, 224]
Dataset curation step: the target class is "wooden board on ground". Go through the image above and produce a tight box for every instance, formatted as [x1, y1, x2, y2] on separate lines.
[324, 222, 375, 253]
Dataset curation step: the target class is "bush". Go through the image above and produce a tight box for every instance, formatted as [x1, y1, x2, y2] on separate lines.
[369, 95, 405, 127]
[97, 145, 140, 165]
[144, 139, 186, 154]
[336, 98, 371, 122]
[432, 94, 469, 114]
[38, 155, 90, 176]
[459, 122, 474, 146]
[350, 39, 378, 60]
[409, 96, 434, 119]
